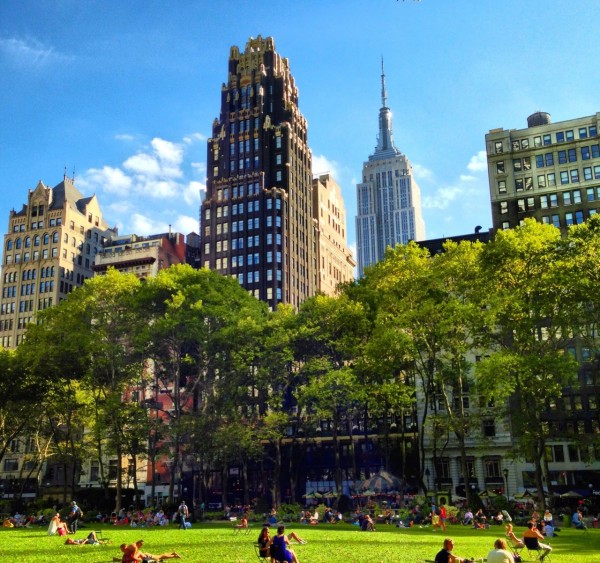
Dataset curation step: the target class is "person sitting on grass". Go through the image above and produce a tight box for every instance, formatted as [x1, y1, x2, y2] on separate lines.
[269, 525, 300, 563]
[119, 539, 181, 562]
[434, 538, 469, 563]
[572, 509, 587, 529]
[65, 531, 101, 546]
[486, 538, 514, 563]
[235, 514, 249, 530]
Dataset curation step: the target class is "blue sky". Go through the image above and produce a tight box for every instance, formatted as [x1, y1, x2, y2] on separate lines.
[1, 0, 599, 258]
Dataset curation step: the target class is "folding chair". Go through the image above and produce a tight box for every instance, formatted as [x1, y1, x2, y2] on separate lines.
[523, 537, 549, 561]
[507, 537, 524, 561]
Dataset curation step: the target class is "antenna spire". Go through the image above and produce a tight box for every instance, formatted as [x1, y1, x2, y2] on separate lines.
[381, 56, 387, 108]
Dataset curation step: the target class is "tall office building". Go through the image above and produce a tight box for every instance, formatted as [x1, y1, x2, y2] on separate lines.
[356, 63, 425, 276]
[201, 36, 316, 309]
[0, 175, 116, 349]
[485, 111, 600, 233]
[312, 174, 356, 294]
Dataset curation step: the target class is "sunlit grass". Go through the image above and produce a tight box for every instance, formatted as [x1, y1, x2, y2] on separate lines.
[0, 521, 598, 562]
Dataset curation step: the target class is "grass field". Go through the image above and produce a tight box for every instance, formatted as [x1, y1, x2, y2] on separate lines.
[0, 521, 597, 562]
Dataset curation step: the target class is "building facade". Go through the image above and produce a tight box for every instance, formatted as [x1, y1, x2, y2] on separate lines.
[93, 231, 188, 279]
[0, 176, 116, 349]
[356, 63, 425, 276]
[312, 174, 356, 294]
[486, 111, 600, 233]
[201, 36, 316, 310]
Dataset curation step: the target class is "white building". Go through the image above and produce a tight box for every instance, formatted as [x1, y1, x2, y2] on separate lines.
[356, 62, 425, 276]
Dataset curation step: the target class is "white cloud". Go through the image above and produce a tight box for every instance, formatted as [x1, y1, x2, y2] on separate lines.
[174, 214, 200, 235]
[423, 185, 464, 210]
[115, 133, 135, 142]
[129, 213, 169, 236]
[151, 138, 183, 167]
[312, 154, 340, 179]
[413, 163, 434, 181]
[183, 132, 207, 144]
[80, 166, 133, 196]
[0, 36, 70, 67]
[459, 174, 477, 182]
[191, 162, 206, 174]
[467, 150, 488, 172]
[183, 181, 205, 205]
[124, 153, 162, 176]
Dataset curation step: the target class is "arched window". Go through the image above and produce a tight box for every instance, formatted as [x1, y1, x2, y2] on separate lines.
[6, 240, 13, 250]
[52, 231, 59, 243]
[34, 235, 40, 246]
[15, 238, 22, 249]
[43, 234, 50, 245]
[24, 236, 31, 247]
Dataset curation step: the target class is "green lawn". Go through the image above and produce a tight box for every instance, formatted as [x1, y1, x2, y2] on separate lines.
[0, 521, 597, 562]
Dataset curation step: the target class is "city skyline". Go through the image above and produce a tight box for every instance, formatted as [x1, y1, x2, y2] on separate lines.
[1, 1, 600, 264]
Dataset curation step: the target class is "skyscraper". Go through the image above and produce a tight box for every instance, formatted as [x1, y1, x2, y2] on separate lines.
[356, 62, 425, 276]
[201, 36, 316, 309]
[0, 175, 116, 348]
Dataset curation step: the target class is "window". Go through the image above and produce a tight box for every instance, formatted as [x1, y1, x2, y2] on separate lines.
[496, 161, 505, 174]
[483, 420, 496, 437]
[3, 458, 18, 471]
[547, 173, 556, 186]
[556, 131, 565, 143]
[584, 167, 593, 181]
[497, 181, 506, 194]
[543, 134, 552, 145]
[568, 148, 577, 162]
[515, 178, 524, 191]
[523, 157, 531, 170]
[537, 175, 546, 188]
[560, 171, 569, 185]
[517, 199, 526, 212]
[565, 212, 574, 226]
[582, 146, 591, 160]
[500, 201, 508, 214]
[551, 214, 560, 228]
[573, 189, 582, 203]
[534, 136, 542, 147]
[570, 169, 579, 183]
[484, 458, 501, 478]
[566, 130, 574, 141]
[558, 150, 567, 164]
[513, 159, 522, 172]
[536, 155, 544, 168]
[521, 138, 529, 149]
[545, 153, 554, 166]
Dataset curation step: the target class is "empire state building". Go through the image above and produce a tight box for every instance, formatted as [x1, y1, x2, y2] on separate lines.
[355, 63, 425, 276]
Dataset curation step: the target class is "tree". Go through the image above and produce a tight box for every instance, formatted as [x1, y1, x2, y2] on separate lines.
[19, 268, 145, 509]
[294, 294, 369, 496]
[362, 240, 491, 505]
[139, 264, 267, 503]
[477, 220, 580, 508]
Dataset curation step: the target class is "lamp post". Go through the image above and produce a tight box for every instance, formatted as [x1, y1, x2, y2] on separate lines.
[503, 468, 509, 501]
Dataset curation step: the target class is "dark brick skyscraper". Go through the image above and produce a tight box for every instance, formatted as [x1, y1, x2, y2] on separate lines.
[201, 36, 316, 309]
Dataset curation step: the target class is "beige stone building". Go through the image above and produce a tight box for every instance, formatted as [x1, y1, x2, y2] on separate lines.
[485, 111, 600, 233]
[0, 175, 116, 349]
[312, 174, 356, 294]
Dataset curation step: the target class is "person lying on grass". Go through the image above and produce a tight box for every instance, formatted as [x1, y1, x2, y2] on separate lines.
[64, 531, 101, 546]
[116, 540, 181, 562]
